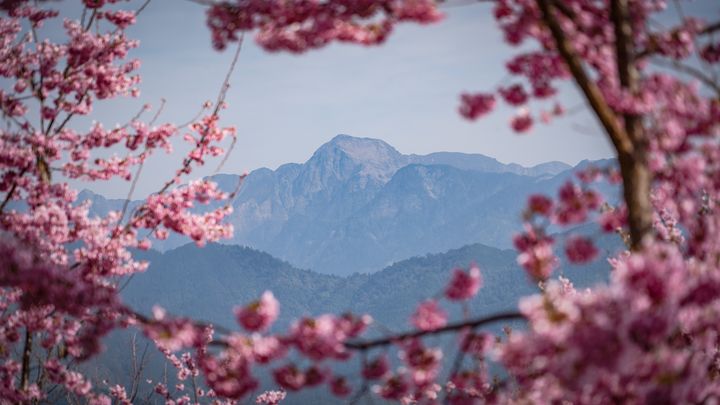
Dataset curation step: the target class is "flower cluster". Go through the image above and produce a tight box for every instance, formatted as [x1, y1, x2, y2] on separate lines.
[134, 180, 233, 247]
[256, 389, 286, 404]
[458, 93, 496, 120]
[513, 174, 609, 281]
[142, 263, 487, 403]
[236, 291, 280, 332]
[0, 3, 239, 402]
[502, 243, 720, 403]
[2, 0, 720, 403]
[206, 0, 442, 52]
[411, 300, 447, 331]
[445, 265, 483, 301]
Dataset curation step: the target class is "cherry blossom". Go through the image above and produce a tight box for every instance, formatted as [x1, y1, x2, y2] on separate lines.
[329, 376, 352, 397]
[510, 111, 533, 133]
[410, 299, 447, 331]
[256, 389, 286, 404]
[526, 194, 553, 217]
[236, 291, 280, 332]
[362, 354, 390, 380]
[3, 0, 720, 403]
[444, 265, 482, 301]
[564, 235, 599, 264]
[272, 364, 304, 391]
[206, 0, 442, 52]
[458, 93, 496, 120]
[513, 226, 558, 281]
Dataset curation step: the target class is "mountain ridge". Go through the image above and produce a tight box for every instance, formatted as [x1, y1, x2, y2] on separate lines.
[80, 134, 614, 275]
[93, 231, 620, 404]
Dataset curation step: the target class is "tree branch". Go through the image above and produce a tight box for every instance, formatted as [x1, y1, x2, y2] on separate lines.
[537, 0, 652, 249]
[344, 312, 524, 351]
[535, 0, 634, 157]
[651, 57, 720, 96]
[637, 18, 720, 59]
[0, 167, 28, 213]
[610, 0, 653, 249]
[20, 329, 33, 390]
[700, 20, 720, 36]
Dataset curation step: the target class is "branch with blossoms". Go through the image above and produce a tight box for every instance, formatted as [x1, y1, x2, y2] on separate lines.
[134, 264, 526, 403]
[3, 0, 720, 404]
[0, 2, 246, 402]
[343, 311, 524, 351]
[192, 0, 720, 403]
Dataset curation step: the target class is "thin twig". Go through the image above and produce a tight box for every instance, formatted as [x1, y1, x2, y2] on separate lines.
[156, 35, 244, 196]
[0, 167, 28, 213]
[116, 99, 166, 227]
[650, 57, 720, 96]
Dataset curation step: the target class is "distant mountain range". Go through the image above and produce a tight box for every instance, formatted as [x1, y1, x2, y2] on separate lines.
[76, 135, 621, 402]
[88, 235, 620, 404]
[80, 134, 614, 275]
[124, 237, 618, 332]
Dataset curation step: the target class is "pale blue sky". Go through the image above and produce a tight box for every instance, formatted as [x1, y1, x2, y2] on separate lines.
[45, 0, 651, 197]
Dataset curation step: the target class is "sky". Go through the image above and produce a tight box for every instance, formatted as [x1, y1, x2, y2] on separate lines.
[40, 1, 627, 197]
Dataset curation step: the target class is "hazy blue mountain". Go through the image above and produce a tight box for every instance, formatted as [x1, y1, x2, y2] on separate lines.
[72, 134, 620, 402]
[408, 151, 570, 177]
[79, 134, 616, 275]
[89, 232, 621, 404]
[123, 227, 620, 329]
[122, 242, 524, 328]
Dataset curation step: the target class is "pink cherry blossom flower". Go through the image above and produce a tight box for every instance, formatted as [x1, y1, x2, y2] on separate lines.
[411, 300, 447, 331]
[206, 0, 441, 51]
[460, 331, 493, 356]
[511, 112, 533, 133]
[329, 376, 352, 397]
[459, 93, 496, 120]
[256, 390, 286, 405]
[362, 354, 390, 380]
[555, 181, 602, 225]
[564, 236, 599, 264]
[273, 364, 305, 391]
[236, 291, 279, 332]
[499, 84, 529, 106]
[400, 339, 443, 386]
[83, 0, 105, 9]
[527, 194, 553, 217]
[513, 226, 558, 281]
[445, 266, 482, 301]
[249, 335, 287, 364]
[303, 365, 328, 387]
[289, 314, 354, 361]
[197, 341, 258, 399]
[376, 374, 411, 401]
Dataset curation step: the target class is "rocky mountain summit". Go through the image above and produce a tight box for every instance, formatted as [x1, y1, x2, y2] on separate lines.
[82, 135, 612, 275]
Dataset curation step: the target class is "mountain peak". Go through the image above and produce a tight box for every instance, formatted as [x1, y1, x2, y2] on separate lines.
[305, 134, 406, 183]
[322, 134, 402, 162]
